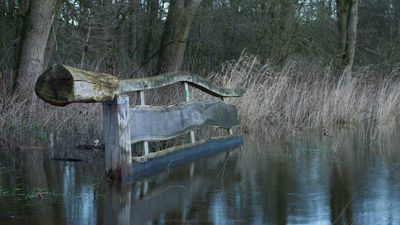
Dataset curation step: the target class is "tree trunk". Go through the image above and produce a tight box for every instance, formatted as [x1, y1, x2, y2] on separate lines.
[267, 0, 296, 64]
[13, 0, 57, 92]
[336, 0, 359, 70]
[345, 0, 359, 69]
[156, 0, 202, 74]
[127, 0, 140, 61]
[143, 0, 159, 65]
[44, 21, 58, 69]
[44, 0, 62, 68]
[397, 0, 400, 38]
[337, 0, 349, 58]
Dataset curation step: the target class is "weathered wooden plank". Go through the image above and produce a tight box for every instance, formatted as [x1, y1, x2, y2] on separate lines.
[129, 100, 239, 143]
[184, 82, 196, 143]
[118, 71, 245, 97]
[35, 64, 245, 106]
[102, 95, 132, 181]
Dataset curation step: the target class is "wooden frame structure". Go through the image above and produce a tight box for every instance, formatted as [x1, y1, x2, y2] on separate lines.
[35, 64, 245, 181]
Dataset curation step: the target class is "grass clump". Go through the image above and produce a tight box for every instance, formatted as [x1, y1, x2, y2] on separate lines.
[211, 54, 400, 138]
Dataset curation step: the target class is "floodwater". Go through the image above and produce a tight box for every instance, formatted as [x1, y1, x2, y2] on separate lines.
[1, 131, 400, 225]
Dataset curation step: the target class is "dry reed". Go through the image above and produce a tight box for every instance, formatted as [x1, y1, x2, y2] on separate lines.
[211, 54, 400, 138]
[2, 54, 400, 148]
[0, 78, 102, 148]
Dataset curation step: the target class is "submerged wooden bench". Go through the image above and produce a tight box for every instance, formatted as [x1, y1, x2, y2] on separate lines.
[35, 64, 245, 181]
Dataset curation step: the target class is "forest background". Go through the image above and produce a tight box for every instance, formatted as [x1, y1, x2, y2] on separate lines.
[1, 0, 400, 146]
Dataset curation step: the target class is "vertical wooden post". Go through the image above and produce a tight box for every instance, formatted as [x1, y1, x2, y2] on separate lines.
[184, 82, 196, 143]
[139, 91, 150, 155]
[221, 97, 234, 135]
[185, 82, 196, 178]
[103, 95, 132, 181]
[143, 179, 149, 196]
[189, 163, 195, 178]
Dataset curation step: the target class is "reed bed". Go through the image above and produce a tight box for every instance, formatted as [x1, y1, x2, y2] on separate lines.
[212, 54, 400, 138]
[1, 54, 400, 148]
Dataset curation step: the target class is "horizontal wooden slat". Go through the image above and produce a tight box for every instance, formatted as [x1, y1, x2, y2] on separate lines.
[132, 135, 244, 163]
[118, 72, 245, 97]
[129, 101, 239, 143]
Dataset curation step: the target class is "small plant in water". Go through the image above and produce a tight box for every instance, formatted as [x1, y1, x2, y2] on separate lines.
[0, 185, 59, 200]
[24, 187, 57, 200]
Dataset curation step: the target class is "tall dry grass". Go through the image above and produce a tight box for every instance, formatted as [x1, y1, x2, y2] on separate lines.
[0, 78, 102, 149]
[2, 54, 400, 148]
[211, 54, 400, 138]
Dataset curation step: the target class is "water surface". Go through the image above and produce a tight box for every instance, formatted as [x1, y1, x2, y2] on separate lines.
[1, 132, 399, 225]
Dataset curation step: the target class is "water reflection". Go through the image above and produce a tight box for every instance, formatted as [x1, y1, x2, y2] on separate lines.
[63, 162, 97, 225]
[1, 131, 400, 225]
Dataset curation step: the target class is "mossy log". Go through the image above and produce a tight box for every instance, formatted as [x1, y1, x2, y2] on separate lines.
[35, 64, 245, 106]
[35, 64, 118, 106]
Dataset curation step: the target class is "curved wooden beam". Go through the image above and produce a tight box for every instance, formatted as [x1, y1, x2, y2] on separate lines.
[35, 64, 245, 106]
[118, 72, 245, 97]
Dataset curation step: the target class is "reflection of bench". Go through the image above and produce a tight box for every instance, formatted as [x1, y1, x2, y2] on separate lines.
[35, 64, 245, 181]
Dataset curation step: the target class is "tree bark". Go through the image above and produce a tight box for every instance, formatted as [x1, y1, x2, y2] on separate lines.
[267, 0, 296, 64]
[143, 0, 159, 65]
[345, 0, 359, 69]
[127, 0, 140, 61]
[336, 0, 349, 56]
[336, 0, 359, 70]
[156, 0, 202, 74]
[44, 21, 58, 69]
[13, 0, 57, 92]
[44, 0, 62, 68]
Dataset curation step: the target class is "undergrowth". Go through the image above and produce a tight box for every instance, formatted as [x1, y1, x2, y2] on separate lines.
[0, 80, 102, 149]
[1, 54, 400, 148]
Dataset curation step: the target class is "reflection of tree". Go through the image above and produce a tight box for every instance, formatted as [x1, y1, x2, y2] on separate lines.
[62, 162, 98, 225]
[330, 165, 353, 224]
[3, 131, 400, 224]
[18, 149, 55, 225]
[49, 148, 104, 225]
[101, 133, 400, 225]
[243, 139, 294, 225]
